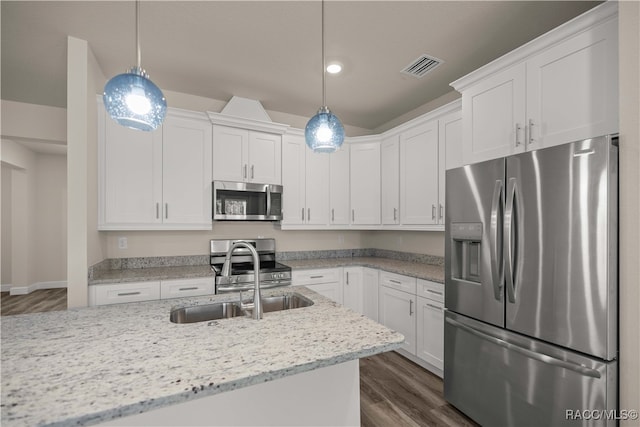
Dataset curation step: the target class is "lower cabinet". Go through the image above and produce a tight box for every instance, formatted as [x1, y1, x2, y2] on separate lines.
[292, 268, 343, 305]
[89, 277, 215, 306]
[362, 268, 379, 321]
[343, 267, 364, 314]
[378, 272, 417, 355]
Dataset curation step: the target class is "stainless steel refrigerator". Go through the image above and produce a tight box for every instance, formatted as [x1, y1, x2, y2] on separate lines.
[444, 135, 618, 427]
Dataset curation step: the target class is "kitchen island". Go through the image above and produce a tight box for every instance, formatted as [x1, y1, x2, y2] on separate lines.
[1, 287, 403, 426]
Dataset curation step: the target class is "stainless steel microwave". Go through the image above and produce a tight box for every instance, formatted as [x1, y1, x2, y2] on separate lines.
[213, 181, 283, 221]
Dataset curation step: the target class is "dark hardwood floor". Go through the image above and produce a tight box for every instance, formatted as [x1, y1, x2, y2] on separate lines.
[360, 351, 477, 427]
[1, 288, 476, 426]
[0, 288, 67, 316]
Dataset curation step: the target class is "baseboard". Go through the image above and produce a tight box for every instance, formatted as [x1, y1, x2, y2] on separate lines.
[395, 348, 444, 379]
[1, 284, 13, 292]
[8, 281, 67, 296]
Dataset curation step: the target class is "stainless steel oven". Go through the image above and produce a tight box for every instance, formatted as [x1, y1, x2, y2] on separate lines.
[213, 181, 283, 221]
[210, 238, 291, 293]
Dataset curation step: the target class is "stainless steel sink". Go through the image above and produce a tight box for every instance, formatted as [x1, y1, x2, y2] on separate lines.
[255, 293, 314, 313]
[170, 302, 245, 324]
[169, 293, 314, 324]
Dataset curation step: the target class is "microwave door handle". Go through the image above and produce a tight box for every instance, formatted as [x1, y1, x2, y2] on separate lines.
[504, 177, 517, 303]
[490, 180, 504, 301]
[266, 186, 271, 216]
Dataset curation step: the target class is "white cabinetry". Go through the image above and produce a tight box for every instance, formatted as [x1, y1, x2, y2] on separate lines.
[380, 135, 400, 225]
[350, 140, 381, 225]
[400, 120, 439, 225]
[416, 279, 444, 374]
[329, 147, 350, 225]
[212, 125, 282, 185]
[452, 3, 618, 165]
[98, 104, 212, 230]
[362, 268, 379, 322]
[160, 277, 215, 300]
[281, 132, 330, 225]
[292, 268, 343, 304]
[378, 272, 417, 355]
[343, 267, 364, 314]
[89, 281, 161, 306]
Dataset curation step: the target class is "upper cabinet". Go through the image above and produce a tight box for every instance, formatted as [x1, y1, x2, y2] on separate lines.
[452, 2, 618, 165]
[98, 102, 213, 230]
[350, 139, 381, 225]
[380, 135, 400, 225]
[329, 147, 350, 226]
[212, 126, 282, 185]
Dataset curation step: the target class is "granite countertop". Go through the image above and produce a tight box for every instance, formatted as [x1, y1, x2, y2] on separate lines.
[89, 257, 444, 286]
[0, 287, 403, 427]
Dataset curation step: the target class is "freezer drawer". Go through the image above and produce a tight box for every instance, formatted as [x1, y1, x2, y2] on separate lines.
[444, 311, 618, 427]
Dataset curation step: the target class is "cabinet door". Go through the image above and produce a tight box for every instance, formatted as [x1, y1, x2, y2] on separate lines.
[350, 142, 381, 225]
[381, 135, 400, 225]
[281, 134, 306, 225]
[329, 147, 350, 225]
[379, 285, 416, 355]
[526, 18, 618, 150]
[362, 268, 379, 322]
[400, 121, 439, 225]
[343, 267, 364, 314]
[162, 114, 212, 227]
[440, 110, 463, 170]
[103, 115, 162, 226]
[462, 62, 526, 165]
[306, 282, 343, 305]
[213, 125, 247, 182]
[305, 150, 330, 225]
[248, 132, 281, 184]
[417, 296, 444, 372]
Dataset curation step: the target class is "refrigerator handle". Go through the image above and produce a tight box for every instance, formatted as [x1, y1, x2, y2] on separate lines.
[504, 177, 517, 303]
[490, 180, 504, 301]
[445, 316, 602, 378]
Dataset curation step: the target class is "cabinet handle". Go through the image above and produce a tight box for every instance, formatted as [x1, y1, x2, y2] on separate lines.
[528, 119, 535, 145]
[117, 291, 141, 297]
[439, 204, 443, 220]
[308, 208, 311, 221]
[432, 205, 436, 220]
[409, 299, 414, 316]
[515, 123, 522, 146]
[332, 209, 335, 222]
[346, 272, 349, 285]
[352, 209, 355, 222]
[310, 275, 324, 279]
[390, 279, 402, 285]
[179, 287, 199, 291]
[393, 207, 397, 221]
[427, 289, 443, 296]
[165, 203, 168, 219]
[427, 303, 442, 311]
[251, 165, 255, 179]
[301, 208, 305, 221]
[243, 164, 247, 179]
[156, 203, 160, 219]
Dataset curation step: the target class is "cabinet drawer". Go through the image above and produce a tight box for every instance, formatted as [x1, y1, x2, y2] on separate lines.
[417, 279, 444, 303]
[160, 277, 214, 300]
[379, 271, 416, 294]
[90, 281, 161, 306]
[293, 268, 342, 285]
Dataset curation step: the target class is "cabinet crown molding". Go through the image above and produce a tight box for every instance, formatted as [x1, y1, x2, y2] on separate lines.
[450, 1, 617, 92]
[208, 111, 290, 135]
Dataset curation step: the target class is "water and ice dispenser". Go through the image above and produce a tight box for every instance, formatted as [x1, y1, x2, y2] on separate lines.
[450, 223, 483, 283]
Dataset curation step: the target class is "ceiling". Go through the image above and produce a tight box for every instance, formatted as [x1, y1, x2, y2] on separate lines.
[2, 1, 602, 131]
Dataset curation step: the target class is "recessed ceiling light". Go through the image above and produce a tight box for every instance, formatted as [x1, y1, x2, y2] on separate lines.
[326, 63, 343, 74]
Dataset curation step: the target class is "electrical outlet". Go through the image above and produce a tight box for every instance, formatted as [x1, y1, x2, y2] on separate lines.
[338, 235, 345, 245]
[118, 237, 128, 250]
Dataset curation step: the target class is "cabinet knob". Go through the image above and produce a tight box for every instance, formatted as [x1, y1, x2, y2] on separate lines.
[528, 119, 535, 145]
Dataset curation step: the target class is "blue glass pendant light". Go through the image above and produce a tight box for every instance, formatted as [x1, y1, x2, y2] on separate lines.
[305, 0, 344, 153]
[103, 0, 166, 131]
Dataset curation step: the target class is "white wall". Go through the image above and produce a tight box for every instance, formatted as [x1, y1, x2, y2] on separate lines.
[1, 165, 12, 285]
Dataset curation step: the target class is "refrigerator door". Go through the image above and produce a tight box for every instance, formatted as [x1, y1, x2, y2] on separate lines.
[504, 136, 618, 360]
[445, 158, 505, 327]
[444, 310, 618, 427]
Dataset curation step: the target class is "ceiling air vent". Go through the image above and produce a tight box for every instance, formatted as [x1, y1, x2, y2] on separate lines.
[401, 54, 443, 78]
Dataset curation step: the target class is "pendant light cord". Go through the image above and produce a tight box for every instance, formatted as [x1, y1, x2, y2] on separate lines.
[321, 0, 326, 107]
[135, 0, 141, 69]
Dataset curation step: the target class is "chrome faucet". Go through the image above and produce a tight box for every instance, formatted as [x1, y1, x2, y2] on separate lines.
[221, 242, 262, 320]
